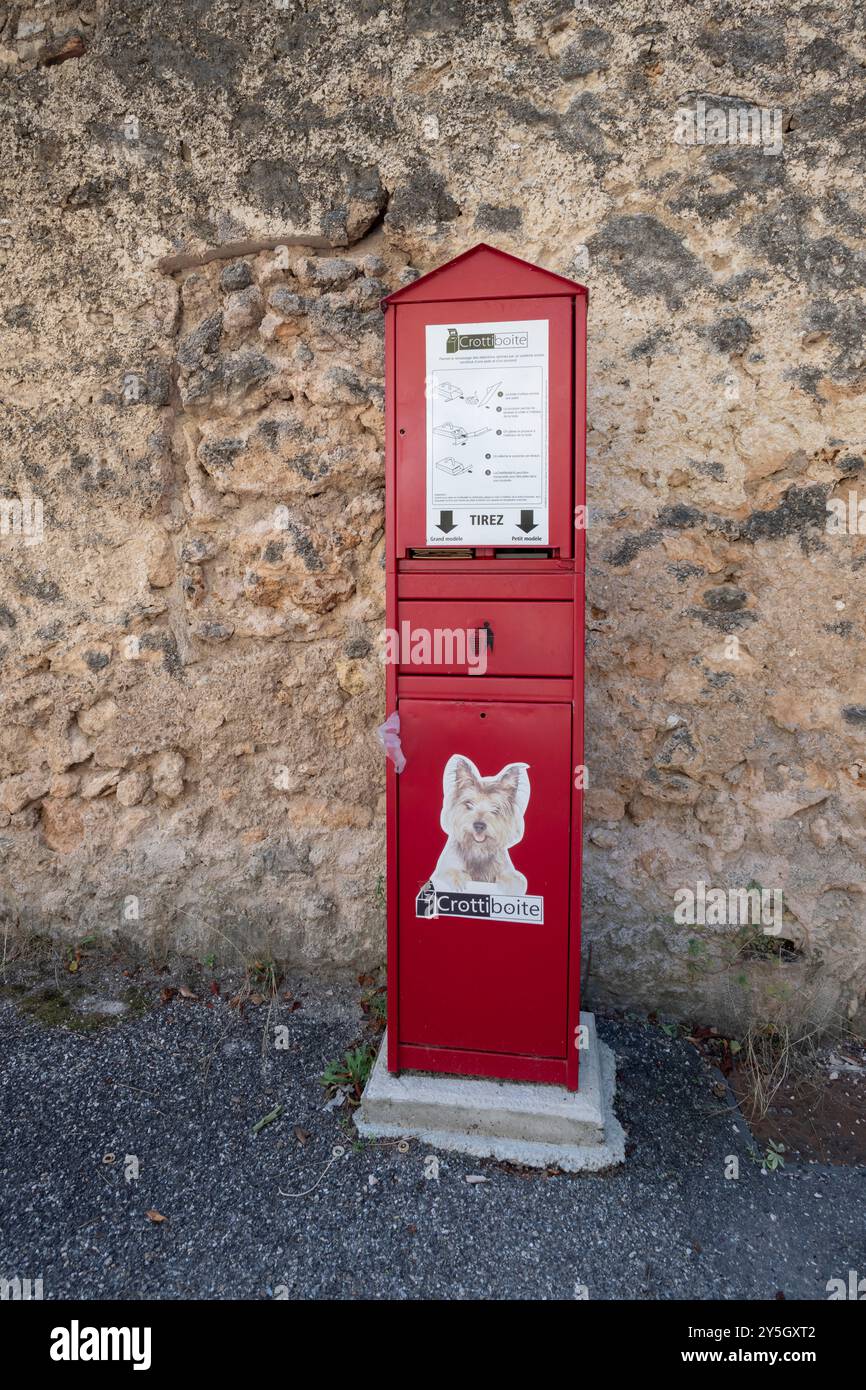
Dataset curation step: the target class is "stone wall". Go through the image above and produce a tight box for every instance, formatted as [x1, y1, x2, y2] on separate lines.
[1, 1, 864, 1032]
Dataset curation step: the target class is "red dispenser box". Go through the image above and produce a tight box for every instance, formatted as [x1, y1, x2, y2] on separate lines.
[383, 245, 587, 1090]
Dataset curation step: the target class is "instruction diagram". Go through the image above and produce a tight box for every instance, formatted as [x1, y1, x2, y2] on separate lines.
[436, 457, 472, 477]
[433, 422, 490, 445]
[465, 380, 502, 408]
[425, 319, 549, 545]
[434, 382, 464, 402]
[434, 380, 503, 409]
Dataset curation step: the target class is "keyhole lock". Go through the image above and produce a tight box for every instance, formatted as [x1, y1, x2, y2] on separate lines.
[479, 620, 494, 653]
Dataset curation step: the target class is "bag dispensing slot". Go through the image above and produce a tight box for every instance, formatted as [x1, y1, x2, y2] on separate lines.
[407, 548, 556, 560]
[493, 548, 555, 559]
[408, 548, 476, 559]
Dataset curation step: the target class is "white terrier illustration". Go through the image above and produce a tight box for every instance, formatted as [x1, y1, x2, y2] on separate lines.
[431, 754, 530, 894]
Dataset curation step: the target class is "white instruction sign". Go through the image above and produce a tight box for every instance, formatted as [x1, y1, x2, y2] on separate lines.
[425, 319, 549, 545]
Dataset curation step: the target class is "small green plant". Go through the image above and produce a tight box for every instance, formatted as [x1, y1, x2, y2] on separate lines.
[749, 1138, 786, 1173]
[320, 1045, 375, 1100]
[374, 874, 386, 909]
[203, 952, 216, 969]
[361, 985, 387, 1031]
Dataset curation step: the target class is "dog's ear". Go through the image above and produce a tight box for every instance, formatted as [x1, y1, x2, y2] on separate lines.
[445, 755, 479, 796]
[493, 762, 530, 817]
[451, 757, 478, 794]
[442, 754, 479, 811]
[441, 755, 480, 836]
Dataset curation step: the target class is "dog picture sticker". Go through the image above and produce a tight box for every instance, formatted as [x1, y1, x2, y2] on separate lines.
[425, 319, 549, 546]
[416, 754, 544, 924]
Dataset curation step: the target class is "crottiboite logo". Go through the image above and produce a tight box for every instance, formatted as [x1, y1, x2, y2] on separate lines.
[446, 327, 528, 353]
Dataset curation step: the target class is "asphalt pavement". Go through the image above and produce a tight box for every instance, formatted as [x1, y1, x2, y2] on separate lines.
[1, 959, 863, 1300]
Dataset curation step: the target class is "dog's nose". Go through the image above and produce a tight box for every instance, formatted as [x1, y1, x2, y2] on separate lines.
[473, 820, 486, 834]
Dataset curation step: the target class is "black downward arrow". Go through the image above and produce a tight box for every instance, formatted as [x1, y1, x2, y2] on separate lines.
[437, 510, 457, 533]
[517, 510, 538, 533]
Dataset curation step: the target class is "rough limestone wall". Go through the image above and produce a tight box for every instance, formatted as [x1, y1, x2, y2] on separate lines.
[0, 1, 864, 1031]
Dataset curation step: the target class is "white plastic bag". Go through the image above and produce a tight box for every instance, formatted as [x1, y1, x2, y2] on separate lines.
[376, 710, 406, 773]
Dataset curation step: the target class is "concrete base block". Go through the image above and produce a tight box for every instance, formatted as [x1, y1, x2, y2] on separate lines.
[354, 1013, 626, 1173]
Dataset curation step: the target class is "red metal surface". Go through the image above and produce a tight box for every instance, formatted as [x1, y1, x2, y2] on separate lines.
[385, 306, 400, 1073]
[398, 570, 574, 600]
[573, 294, 588, 575]
[567, 540, 586, 1090]
[396, 675, 574, 703]
[383, 245, 587, 1090]
[398, 1043, 567, 1087]
[397, 699, 572, 1058]
[382, 242, 585, 306]
[396, 600, 573, 677]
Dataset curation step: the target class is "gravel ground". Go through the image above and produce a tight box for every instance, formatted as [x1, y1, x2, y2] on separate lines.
[0, 958, 863, 1301]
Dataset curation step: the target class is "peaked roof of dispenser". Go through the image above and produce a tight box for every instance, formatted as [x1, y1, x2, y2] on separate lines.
[382, 242, 588, 304]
